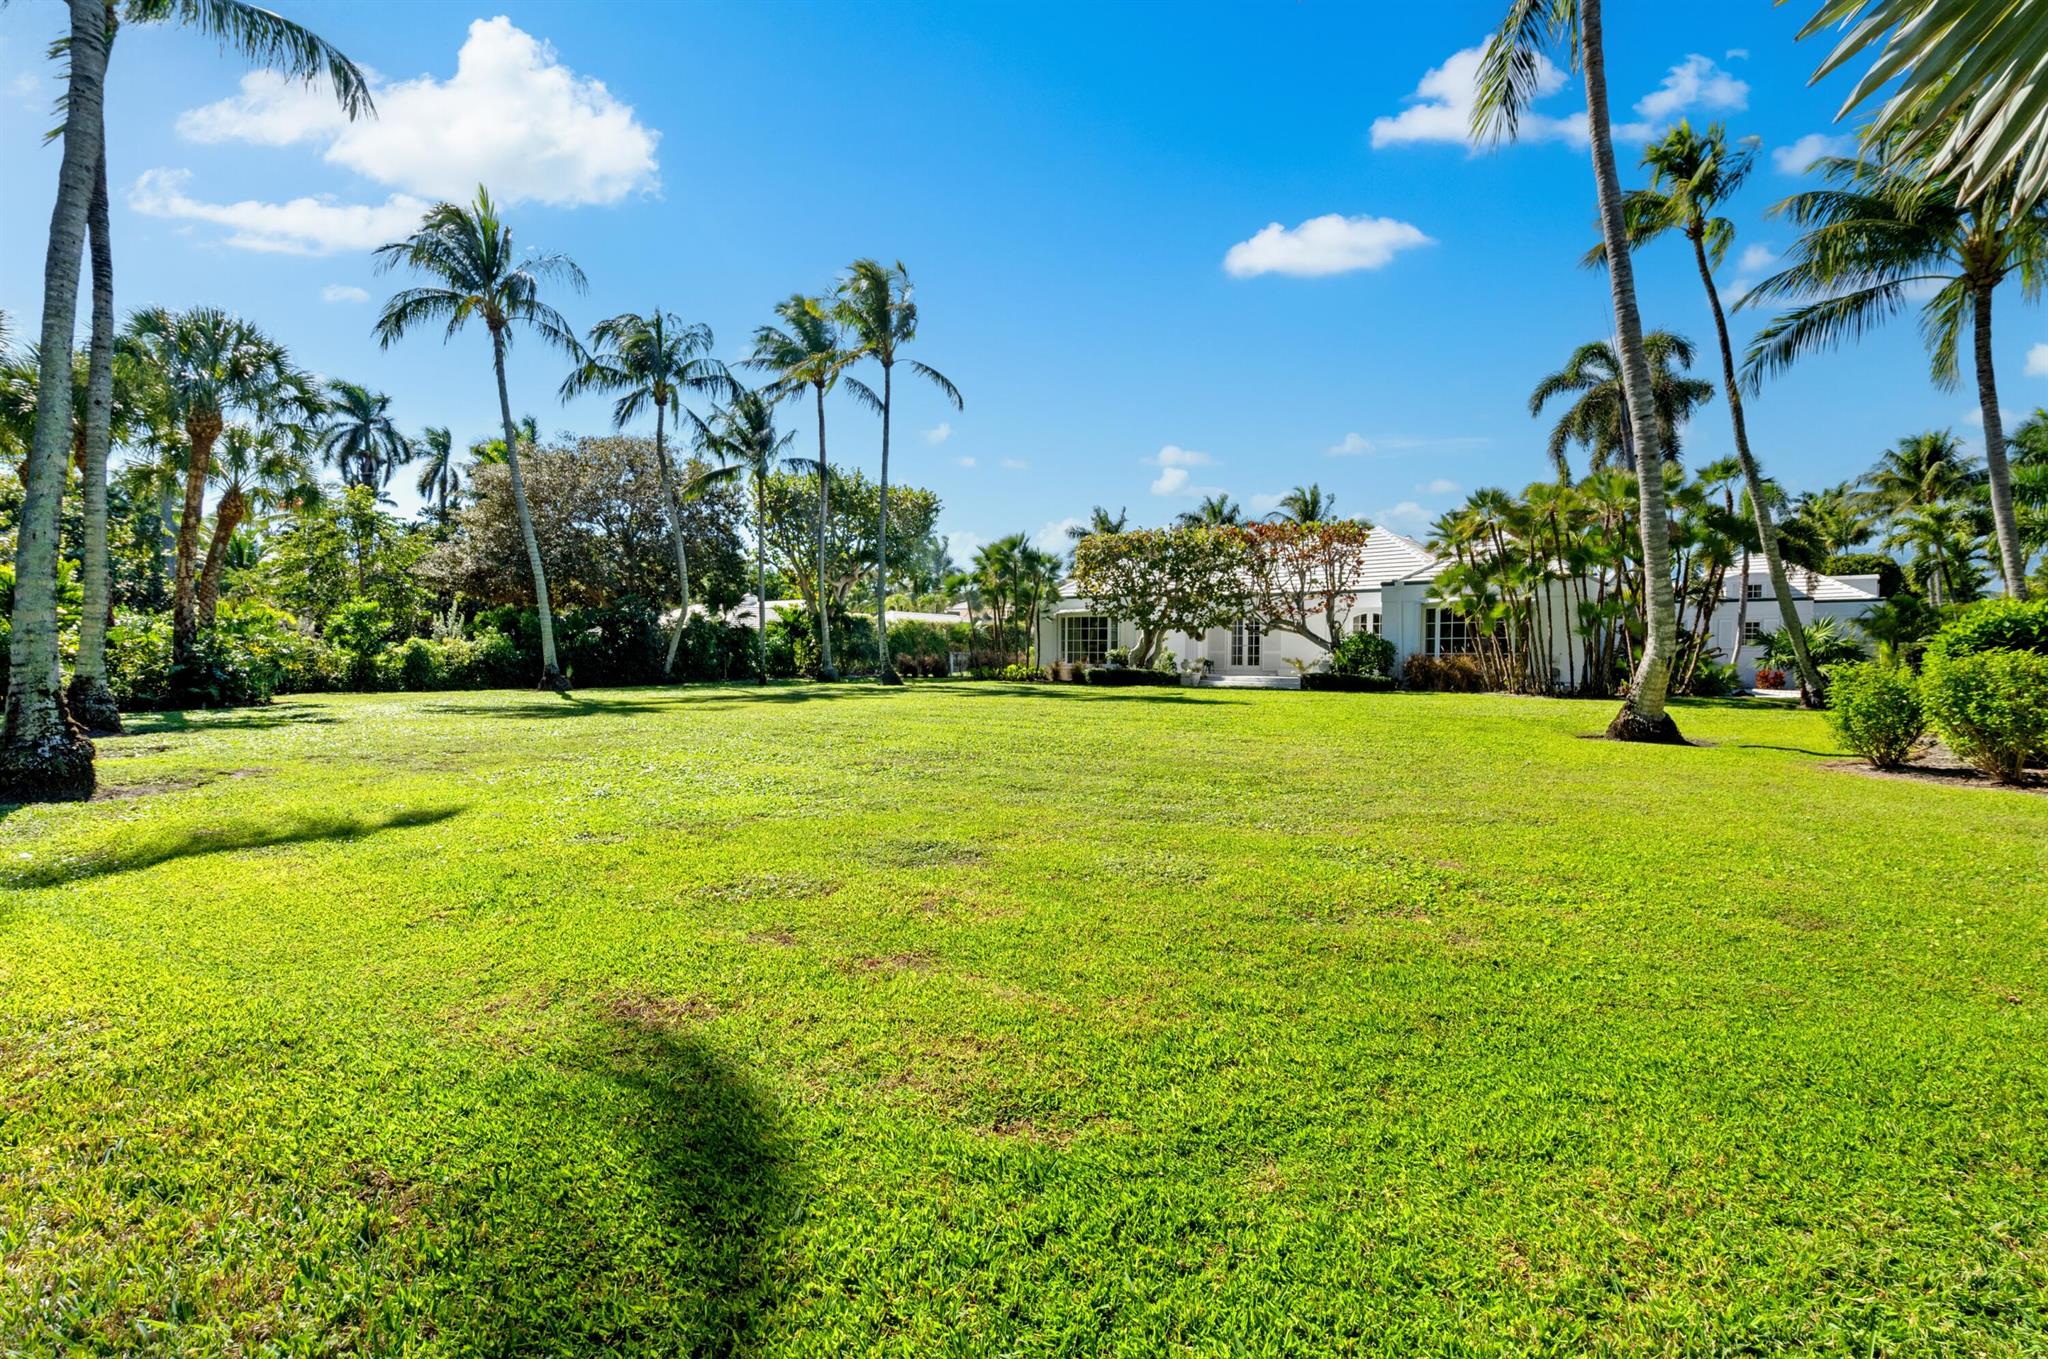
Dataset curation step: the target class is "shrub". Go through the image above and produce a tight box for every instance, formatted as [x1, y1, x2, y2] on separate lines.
[998, 663, 1048, 682]
[1082, 666, 1180, 687]
[375, 636, 443, 692]
[1759, 615, 1865, 670]
[1754, 667, 1787, 689]
[1823, 662, 1925, 770]
[1683, 658, 1741, 698]
[324, 599, 391, 691]
[1300, 673, 1396, 693]
[1402, 654, 1487, 693]
[1924, 598, 2048, 664]
[1921, 649, 2048, 783]
[1328, 630, 1396, 679]
[1104, 646, 1132, 668]
[106, 614, 174, 710]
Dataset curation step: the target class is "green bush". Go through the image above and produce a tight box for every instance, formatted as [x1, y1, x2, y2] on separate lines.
[1328, 630, 1397, 679]
[1823, 661, 1925, 770]
[106, 614, 175, 710]
[1402, 654, 1487, 692]
[1924, 599, 2048, 664]
[1759, 615, 1866, 670]
[1081, 666, 1179, 687]
[998, 663, 1047, 682]
[1921, 649, 2048, 783]
[375, 636, 442, 692]
[324, 599, 391, 691]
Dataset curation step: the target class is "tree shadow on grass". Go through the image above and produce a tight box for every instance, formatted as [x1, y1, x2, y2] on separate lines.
[434, 1013, 793, 1355]
[2, 804, 466, 889]
[928, 682, 1247, 705]
[115, 704, 342, 736]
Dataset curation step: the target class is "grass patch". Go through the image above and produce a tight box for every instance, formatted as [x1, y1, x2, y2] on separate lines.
[2, 683, 2045, 1354]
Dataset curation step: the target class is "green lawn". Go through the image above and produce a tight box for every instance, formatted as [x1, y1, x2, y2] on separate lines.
[2, 684, 2044, 1356]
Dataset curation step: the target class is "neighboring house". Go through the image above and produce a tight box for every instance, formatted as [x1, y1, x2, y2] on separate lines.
[1038, 526, 1881, 687]
[726, 596, 971, 629]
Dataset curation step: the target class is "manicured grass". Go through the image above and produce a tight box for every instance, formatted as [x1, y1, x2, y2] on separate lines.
[3, 683, 2045, 1355]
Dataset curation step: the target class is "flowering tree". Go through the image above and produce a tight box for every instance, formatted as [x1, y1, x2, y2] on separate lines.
[1238, 520, 1376, 651]
[1070, 527, 1250, 666]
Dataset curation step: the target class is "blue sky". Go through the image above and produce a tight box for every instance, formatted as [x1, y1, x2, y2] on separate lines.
[4, 1, 2044, 562]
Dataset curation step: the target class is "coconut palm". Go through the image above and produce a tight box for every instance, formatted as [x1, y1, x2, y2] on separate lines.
[562, 309, 731, 676]
[414, 425, 456, 524]
[1860, 430, 1980, 521]
[1782, 481, 1873, 563]
[1176, 493, 1244, 528]
[748, 295, 855, 679]
[1477, 0, 1685, 740]
[1611, 121, 1824, 699]
[196, 420, 319, 625]
[687, 385, 795, 684]
[1883, 500, 1984, 605]
[1067, 505, 1129, 541]
[316, 379, 408, 490]
[1528, 332, 1715, 479]
[836, 260, 962, 684]
[122, 306, 319, 658]
[1740, 153, 2045, 599]
[1017, 543, 1065, 666]
[375, 187, 586, 690]
[1269, 483, 1339, 524]
[1793, 0, 2048, 213]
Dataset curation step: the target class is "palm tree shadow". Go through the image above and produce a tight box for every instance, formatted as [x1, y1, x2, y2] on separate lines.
[3, 804, 465, 889]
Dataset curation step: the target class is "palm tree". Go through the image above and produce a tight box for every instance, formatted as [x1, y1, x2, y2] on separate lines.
[1613, 121, 1824, 699]
[1740, 153, 2043, 599]
[1017, 543, 1065, 666]
[196, 420, 318, 624]
[836, 260, 962, 684]
[1860, 430, 1979, 522]
[748, 295, 855, 679]
[414, 425, 456, 524]
[1269, 483, 1339, 524]
[122, 306, 319, 659]
[562, 309, 731, 677]
[316, 379, 408, 490]
[1528, 333, 1714, 479]
[688, 385, 794, 684]
[1067, 505, 1129, 541]
[1478, 0, 1685, 741]
[1883, 501, 1983, 606]
[1781, 481, 1873, 564]
[1176, 493, 1243, 527]
[3, 0, 107, 801]
[1793, 0, 2048, 213]
[375, 187, 586, 690]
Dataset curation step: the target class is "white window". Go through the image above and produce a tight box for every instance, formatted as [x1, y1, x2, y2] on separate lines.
[1231, 618, 1261, 667]
[1427, 607, 1475, 656]
[1741, 619, 1766, 645]
[1061, 615, 1112, 664]
[1745, 581, 1765, 601]
[1361, 611, 1383, 636]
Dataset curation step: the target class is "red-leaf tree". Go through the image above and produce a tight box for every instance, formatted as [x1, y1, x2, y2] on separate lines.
[1070, 527, 1251, 666]
[1237, 519, 1377, 651]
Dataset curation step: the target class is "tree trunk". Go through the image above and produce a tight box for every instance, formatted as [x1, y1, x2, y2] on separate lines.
[651, 398, 694, 678]
[194, 485, 247, 626]
[875, 362, 900, 683]
[2, 0, 105, 802]
[493, 328, 565, 690]
[755, 479, 768, 684]
[1973, 281, 2028, 599]
[1692, 232, 1823, 699]
[171, 408, 220, 659]
[70, 136, 121, 735]
[1733, 545, 1750, 685]
[1583, 0, 1681, 742]
[815, 382, 835, 679]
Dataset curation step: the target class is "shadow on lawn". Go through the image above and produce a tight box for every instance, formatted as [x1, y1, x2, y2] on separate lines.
[116, 704, 342, 736]
[3, 804, 465, 889]
[434, 1013, 793, 1352]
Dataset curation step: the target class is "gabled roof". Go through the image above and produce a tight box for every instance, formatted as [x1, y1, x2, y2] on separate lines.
[1786, 566, 1881, 602]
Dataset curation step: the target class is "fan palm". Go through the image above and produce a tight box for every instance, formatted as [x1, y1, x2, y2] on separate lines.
[747, 295, 854, 678]
[196, 419, 318, 625]
[1608, 121, 1823, 698]
[1269, 483, 1339, 524]
[375, 187, 585, 690]
[122, 306, 319, 657]
[836, 260, 962, 683]
[562, 309, 730, 676]
[1477, 0, 1685, 740]
[687, 385, 795, 684]
[414, 425, 456, 524]
[1739, 153, 2045, 598]
[317, 378, 408, 491]
[1528, 332, 1714, 479]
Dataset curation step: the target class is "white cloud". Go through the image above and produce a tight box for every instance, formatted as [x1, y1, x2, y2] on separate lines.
[1247, 492, 1285, 513]
[1900, 277, 1946, 302]
[129, 168, 429, 255]
[2027, 343, 2048, 377]
[175, 18, 658, 208]
[1327, 432, 1487, 458]
[1725, 48, 1750, 61]
[1000, 457, 1030, 470]
[1772, 132, 1854, 175]
[1373, 501, 1435, 533]
[1417, 478, 1462, 496]
[1225, 213, 1431, 278]
[1151, 445, 1213, 468]
[1327, 433, 1374, 457]
[1033, 518, 1084, 551]
[1634, 54, 1747, 122]
[923, 421, 952, 444]
[954, 455, 976, 468]
[321, 283, 370, 304]
[945, 530, 987, 561]
[1964, 404, 2020, 427]
[1737, 243, 1776, 273]
[8, 70, 40, 106]
[1370, 43, 1588, 149]
[1151, 466, 1194, 496]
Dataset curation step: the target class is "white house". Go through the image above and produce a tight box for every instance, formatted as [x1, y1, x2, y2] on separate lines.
[1037, 526, 1881, 688]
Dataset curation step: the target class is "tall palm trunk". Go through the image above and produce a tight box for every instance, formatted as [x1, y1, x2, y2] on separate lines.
[195, 486, 248, 626]
[70, 141, 122, 735]
[1583, 0, 1680, 741]
[3, 0, 106, 801]
[755, 478, 769, 684]
[1691, 232, 1823, 698]
[651, 399, 695, 678]
[814, 382, 835, 679]
[491, 327, 564, 689]
[171, 408, 220, 658]
[874, 362, 899, 683]
[1973, 281, 2028, 599]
